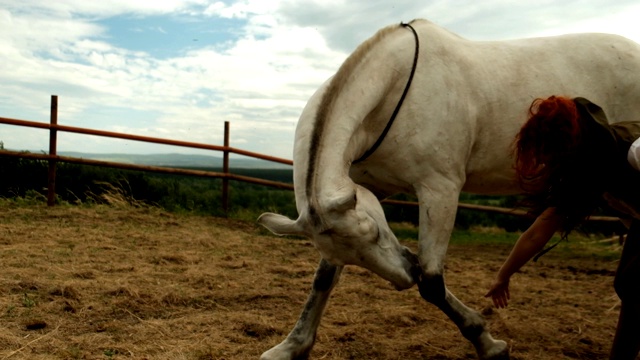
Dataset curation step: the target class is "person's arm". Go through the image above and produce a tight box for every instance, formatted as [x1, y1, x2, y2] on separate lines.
[485, 207, 564, 308]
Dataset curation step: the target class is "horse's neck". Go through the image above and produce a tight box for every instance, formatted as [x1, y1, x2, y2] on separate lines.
[304, 29, 426, 204]
[295, 97, 360, 210]
[298, 20, 459, 210]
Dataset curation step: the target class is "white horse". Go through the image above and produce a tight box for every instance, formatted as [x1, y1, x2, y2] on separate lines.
[258, 19, 640, 359]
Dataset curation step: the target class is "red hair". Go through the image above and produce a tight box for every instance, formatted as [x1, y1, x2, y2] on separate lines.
[514, 96, 620, 237]
[514, 96, 582, 192]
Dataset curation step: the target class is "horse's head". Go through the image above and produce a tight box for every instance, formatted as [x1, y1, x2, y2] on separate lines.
[258, 185, 417, 289]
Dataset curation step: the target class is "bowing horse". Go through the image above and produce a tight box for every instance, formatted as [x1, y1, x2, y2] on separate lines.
[258, 19, 640, 359]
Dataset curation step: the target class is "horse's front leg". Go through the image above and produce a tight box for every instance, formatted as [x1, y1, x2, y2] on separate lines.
[261, 258, 342, 360]
[415, 182, 509, 360]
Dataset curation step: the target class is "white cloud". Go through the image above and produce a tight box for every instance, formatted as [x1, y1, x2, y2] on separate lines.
[0, 0, 346, 159]
[1, 0, 640, 159]
[204, 1, 254, 19]
[0, 0, 206, 17]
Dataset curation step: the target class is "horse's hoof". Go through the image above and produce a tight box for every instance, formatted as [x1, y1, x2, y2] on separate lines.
[483, 339, 509, 360]
[260, 341, 312, 360]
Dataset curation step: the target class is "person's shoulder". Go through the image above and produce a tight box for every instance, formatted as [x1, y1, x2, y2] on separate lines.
[573, 97, 595, 107]
[572, 97, 616, 145]
[573, 97, 608, 124]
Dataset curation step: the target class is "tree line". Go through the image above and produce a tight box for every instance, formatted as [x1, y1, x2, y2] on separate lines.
[0, 154, 625, 235]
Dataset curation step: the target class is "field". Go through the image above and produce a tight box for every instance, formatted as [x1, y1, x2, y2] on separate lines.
[0, 201, 624, 359]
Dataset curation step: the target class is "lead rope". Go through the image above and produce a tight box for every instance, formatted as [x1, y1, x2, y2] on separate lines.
[353, 22, 420, 164]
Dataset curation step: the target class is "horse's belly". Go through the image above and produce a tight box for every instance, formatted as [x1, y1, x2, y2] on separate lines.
[461, 174, 521, 195]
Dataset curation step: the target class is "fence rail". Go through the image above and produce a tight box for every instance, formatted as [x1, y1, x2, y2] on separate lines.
[0, 150, 295, 190]
[0, 95, 621, 224]
[0, 95, 295, 212]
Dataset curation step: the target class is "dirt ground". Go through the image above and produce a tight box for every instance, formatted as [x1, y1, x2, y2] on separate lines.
[0, 202, 625, 359]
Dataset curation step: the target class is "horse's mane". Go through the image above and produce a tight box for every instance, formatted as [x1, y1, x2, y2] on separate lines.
[305, 22, 409, 204]
[321, 23, 403, 113]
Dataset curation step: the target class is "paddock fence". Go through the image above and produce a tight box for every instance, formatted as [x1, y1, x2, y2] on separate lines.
[0, 95, 621, 225]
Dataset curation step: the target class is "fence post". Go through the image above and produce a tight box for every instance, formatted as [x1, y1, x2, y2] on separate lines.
[47, 95, 58, 206]
[222, 121, 230, 214]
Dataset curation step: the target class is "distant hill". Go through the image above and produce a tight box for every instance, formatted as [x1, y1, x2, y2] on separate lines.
[58, 152, 291, 169]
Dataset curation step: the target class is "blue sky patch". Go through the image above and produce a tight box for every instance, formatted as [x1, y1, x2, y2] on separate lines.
[96, 15, 247, 58]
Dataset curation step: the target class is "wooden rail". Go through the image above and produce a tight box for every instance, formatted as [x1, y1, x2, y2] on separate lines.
[0, 151, 295, 191]
[0, 95, 622, 224]
[381, 199, 620, 222]
[0, 96, 293, 211]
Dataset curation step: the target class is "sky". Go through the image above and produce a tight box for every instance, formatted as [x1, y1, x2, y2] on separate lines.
[1, 0, 640, 161]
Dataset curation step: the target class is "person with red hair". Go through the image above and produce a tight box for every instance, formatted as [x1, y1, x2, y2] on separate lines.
[485, 96, 640, 359]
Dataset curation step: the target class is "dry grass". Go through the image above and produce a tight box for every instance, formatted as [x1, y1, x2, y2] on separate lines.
[0, 201, 622, 359]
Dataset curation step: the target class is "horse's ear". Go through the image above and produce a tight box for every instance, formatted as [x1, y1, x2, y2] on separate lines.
[258, 213, 308, 237]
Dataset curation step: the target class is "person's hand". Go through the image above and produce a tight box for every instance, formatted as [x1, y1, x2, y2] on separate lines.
[485, 278, 510, 309]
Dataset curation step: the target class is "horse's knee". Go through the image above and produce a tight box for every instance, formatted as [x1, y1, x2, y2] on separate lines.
[312, 259, 339, 292]
[416, 272, 446, 305]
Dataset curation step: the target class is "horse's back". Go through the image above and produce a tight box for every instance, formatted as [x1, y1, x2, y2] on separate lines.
[299, 20, 640, 196]
[396, 21, 640, 193]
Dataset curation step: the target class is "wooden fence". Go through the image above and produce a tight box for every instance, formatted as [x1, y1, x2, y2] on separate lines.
[0, 95, 621, 224]
[0, 95, 294, 212]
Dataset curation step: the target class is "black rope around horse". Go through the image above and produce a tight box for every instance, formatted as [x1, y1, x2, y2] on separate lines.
[353, 22, 420, 164]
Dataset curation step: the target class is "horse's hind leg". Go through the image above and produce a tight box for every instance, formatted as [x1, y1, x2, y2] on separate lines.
[416, 184, 509, 360]
[261, 258, 342, 360]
